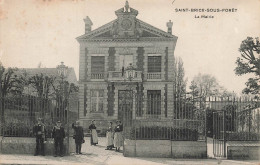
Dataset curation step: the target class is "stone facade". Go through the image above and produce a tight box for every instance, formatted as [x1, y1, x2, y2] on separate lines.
[76, 2, 177, 133]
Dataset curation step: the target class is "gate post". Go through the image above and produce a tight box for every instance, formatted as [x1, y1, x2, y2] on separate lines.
[66, 102, 70, 155]
[205, 108, 207, 145]
[223, 110, 226, 157]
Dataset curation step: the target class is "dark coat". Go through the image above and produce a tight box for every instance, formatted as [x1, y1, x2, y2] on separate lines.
[72, 123, 84, 144]
[33, 124, 46, 139]
[52, 126, 65, 140]
[114, 124, 123, 132]
[89, 124, 96, 130]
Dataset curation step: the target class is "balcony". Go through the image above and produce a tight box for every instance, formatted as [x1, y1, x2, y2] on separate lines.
[147, 72, 161, 80]
[91, 73, 104, 80]
[108, 71, 142, 82]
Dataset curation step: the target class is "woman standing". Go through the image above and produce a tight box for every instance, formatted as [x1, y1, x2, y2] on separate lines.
[113, 120, 123, 152]
[105, 122, 114, 150]
[89, 120, 98, 146]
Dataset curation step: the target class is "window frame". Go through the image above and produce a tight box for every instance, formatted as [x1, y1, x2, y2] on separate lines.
[147, 54, 162, 73]
[90, 90, 104, 113]
[147, 90, 161, 115]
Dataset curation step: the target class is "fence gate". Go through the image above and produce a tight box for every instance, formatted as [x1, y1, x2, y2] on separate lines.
[213, 110, 226, 157]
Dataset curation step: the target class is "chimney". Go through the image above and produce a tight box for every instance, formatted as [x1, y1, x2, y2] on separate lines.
[166, 20, 173, 34]
[84, 16, 93, 34]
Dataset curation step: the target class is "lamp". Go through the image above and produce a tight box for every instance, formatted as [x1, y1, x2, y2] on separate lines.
[57, 62, 68, 79]
[125, 63, 136, 81]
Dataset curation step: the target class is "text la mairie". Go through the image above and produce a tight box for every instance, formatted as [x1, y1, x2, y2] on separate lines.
[76, 1, 178, 132]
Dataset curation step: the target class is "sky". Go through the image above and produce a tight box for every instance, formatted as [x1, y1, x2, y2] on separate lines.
[0, 0, 259, 94]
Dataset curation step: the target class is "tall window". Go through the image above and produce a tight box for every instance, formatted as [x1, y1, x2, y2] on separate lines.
[91, 56, 105, 79]
[148, 56, 161, 72]
[91, 90, 104, 112]
[147, 90, 161, 115]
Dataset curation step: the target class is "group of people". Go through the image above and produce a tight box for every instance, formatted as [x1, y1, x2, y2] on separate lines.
[106, 120, 123, 152]
[73, 119, 124, 154]
[33, 118, 65, 157]
[33, 118, 124, 157]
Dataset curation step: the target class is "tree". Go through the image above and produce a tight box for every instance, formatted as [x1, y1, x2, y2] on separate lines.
[52, 80, 78, 120]
[189, 73, 234, 101]
[189, 73, 220, 99]
[235, 37, 260, 98]
[0, 63, 25, 129]
[0, 63, 24, 97]
[28, 73, 56, 99]
[173, 57, 187, 100]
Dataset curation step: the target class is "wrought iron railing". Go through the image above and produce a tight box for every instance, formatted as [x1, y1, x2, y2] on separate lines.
[108, 71, 142, 82]
[206, 97, 260, 141]
[0, 96, 78, 137]
[121, 97, 206, 141]
[91, 73, 104, 79]
[147, 72, 161, 79]
[123, 96, 260, 142]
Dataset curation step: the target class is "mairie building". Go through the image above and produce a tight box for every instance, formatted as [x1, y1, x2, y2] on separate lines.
[76, 1, 178, 133]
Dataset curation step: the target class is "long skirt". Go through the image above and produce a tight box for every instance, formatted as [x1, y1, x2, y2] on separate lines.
[106, 131, 114, 147]
[113, 132, 123, 148]
[90, 129, 98, 145]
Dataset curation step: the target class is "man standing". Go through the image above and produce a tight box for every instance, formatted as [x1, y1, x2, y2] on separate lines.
[33, 118, 46, 156]
[72, 121, 84, 154]
[52, 121, 65, 157]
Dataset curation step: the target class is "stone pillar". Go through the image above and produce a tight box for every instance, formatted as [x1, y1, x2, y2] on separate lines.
[78, 83, 85, 118]
[79, 45, 86, 81]
[167, 83, 174, 118]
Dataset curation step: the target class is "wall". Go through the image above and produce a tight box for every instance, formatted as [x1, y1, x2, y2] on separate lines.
[227, 141, 260, 160]
[0, 137, 72, 155]
[124, 139, 207, 158]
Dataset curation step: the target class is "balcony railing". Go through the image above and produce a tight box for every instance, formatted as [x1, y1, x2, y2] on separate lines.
[147, 72, 161, 79]
[91, 73, 104, 79]
[108, 71, 142, 82]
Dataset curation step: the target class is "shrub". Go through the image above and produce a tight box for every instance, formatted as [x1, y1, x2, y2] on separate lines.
[130, 126, 199, 141]
[226, 132, 260, 141]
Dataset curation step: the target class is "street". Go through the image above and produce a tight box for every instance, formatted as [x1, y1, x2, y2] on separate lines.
[0, 137, 259, 165]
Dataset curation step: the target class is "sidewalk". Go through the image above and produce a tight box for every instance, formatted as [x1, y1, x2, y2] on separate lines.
[0, 137, 259, 165]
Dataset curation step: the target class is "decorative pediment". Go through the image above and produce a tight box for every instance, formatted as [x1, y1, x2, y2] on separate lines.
[76, 1, 177, 42]
[77, 19, 176, 41]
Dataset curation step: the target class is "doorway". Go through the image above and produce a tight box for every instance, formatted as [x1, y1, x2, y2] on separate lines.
[118, 90, 133, 127]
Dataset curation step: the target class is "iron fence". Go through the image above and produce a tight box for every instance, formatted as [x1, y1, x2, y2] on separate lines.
[122, 97, 206, 141]
[122, 96, 259, 142]
[0, 96, 79, 138]
[206, 97, 260, 141]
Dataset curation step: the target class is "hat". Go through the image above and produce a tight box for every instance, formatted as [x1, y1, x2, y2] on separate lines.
[57, 121, 61, 123]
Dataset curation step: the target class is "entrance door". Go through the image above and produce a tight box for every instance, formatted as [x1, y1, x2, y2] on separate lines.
[118, 90, 133, 127]
[213, 111, 226, 157]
